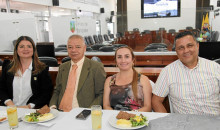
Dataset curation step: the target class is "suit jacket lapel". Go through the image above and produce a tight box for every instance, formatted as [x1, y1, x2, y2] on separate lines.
[77, 58, 90, 93]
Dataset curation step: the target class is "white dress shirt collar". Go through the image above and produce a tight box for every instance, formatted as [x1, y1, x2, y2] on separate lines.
[178, 57, 200, 70]
[71, 56, 85, 67]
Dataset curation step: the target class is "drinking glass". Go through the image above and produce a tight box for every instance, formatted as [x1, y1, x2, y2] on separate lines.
[91, 105, 102, 130]
[7, 105, 18, 129]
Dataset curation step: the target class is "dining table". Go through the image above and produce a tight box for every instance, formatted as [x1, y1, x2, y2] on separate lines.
[0, 106, 220, 130]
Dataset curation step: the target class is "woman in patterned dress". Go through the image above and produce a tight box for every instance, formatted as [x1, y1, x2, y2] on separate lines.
[103, 46, 152, 112]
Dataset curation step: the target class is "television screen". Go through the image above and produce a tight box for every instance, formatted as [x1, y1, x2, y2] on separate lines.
[141, 0, 181, 18]
[199, 42, 220, 60]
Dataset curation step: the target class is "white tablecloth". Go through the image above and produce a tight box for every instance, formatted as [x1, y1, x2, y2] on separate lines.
[0, 107, 169, 130]
[1, 106, 220, 130]
[0, 106, 67, 130]
[1, 107, 220, 130]
[49, 108, 169, 130]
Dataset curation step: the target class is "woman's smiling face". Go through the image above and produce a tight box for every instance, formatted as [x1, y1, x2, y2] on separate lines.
[17, 40, 34, 60]
[116, 48, 134, 71]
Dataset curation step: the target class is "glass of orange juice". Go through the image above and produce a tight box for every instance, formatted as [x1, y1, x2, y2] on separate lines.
[91, 105, 102, 130]
[7, 105, 18, 129]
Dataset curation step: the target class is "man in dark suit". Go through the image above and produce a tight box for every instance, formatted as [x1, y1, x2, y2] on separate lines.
[49, 35, 106, 111]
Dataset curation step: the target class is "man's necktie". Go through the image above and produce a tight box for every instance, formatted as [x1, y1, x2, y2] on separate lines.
[59, 64, 78, 112]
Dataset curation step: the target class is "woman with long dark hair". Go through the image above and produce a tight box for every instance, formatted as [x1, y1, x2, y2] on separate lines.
[0, 36, 53, 109]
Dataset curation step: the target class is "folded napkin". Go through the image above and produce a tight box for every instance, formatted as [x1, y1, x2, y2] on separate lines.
[0, 110, 7, 123]
[38, 122, 56, 127]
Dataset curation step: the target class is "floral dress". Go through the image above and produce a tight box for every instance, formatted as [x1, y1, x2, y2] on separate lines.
[109, 74, 144, 111]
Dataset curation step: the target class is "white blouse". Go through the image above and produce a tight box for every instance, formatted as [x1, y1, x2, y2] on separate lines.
[12, 62, 33, 106]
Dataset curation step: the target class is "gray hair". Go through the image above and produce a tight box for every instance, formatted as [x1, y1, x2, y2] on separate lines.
[68, 34, 85, 45]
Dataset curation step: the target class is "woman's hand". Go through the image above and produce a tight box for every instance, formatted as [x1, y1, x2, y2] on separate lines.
[17, 105, 31, 109]
[5, 100, 15, 106]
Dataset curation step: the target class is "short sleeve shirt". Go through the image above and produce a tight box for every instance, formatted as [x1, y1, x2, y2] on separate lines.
[153, 57, 220, 116]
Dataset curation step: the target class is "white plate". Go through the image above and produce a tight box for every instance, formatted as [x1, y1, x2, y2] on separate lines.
[22, 109, 59, 123]
[0, 111, 7, 123]
[108, 113, 149, 130]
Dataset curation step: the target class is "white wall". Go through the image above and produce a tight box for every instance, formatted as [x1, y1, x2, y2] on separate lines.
[0, 13, 37, 51]
[50, 16, 96, 47]
[12, 0, 52, 5]
[0, 0, 116, 50]
[127, 0, 196, 32]
[12, 0, 100, 13]
[210, 0, 220, 41]
[98, 0, 117, 34]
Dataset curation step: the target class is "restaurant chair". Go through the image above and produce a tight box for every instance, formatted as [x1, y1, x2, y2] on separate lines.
[186, 26, 193, 30]
[116, 32, 122, 38]
[88, 36, 95, 45]
[84, 36, 90, 46]
[57, 44, 67, 48]
[93, 35, 101, 44]
[168, 29, 176, 33]
[98, 34, 104, 43]
[0, 59, 3, 66]
[97, 35, 112, 45]
[61, 57, 71, 63]
[172, 43, 176, 51]
[91, 56, 101, 62]
[145, 48, 168, 52]
[13, 40, 17, 47]
[133, 28, 139, 32]
[58, 49, 67, 52]
[55, 47, 67, 52]
[144, 43, 168, 52]
[214, 58, 220, 64]
[103, 34, 110, 41]
[159, 27, 165, 31]
[109, 34, 115, 39]
[91, 44, 105, 51]
[39, 57, 59, 67]
[113, 44, 127, 49]
[143, 30, 151, 34]
[99, 46, 115, 52]
[86, 47, 93, 51]
[148, 43, 168, 48]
